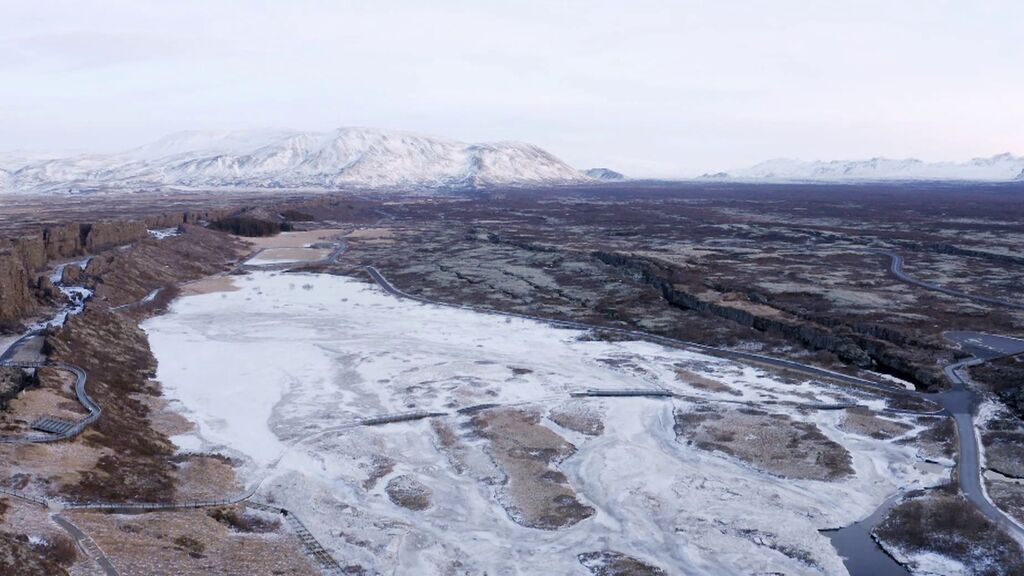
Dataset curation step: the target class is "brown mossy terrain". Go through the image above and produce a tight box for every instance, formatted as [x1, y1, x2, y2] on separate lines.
[45, 309, 176, 502]
[547, 401, 605, 436]
[385, 474, 433, 511]
[874, 487, 1024, 576]
[838, 405, 913, 440]
[674, 407, 854, 481]
[0, 498, 76, 576]
[0, 530, 75, 576]
[975, 404, 1024, 525]
[984, 435, 1024, 479]
[986, 480, 1024, 526]
[470, 408, 594, 529]
[896, 415, 957, 461]
[207, 506, 281, 533]
[675, 366, 742, 396]
[67, 507, 317, 576]
[971, 355, 1024, 420]
[37, 224, 248, 503]
[578, 550, 668, 576]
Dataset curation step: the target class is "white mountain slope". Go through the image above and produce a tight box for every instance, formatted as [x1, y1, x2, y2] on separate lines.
[717, 153, 1024, 182]
[0, 128, 594, 194]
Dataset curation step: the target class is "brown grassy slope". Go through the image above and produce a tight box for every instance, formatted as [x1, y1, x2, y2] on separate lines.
[0, 526, 75, 576]
[43, 225, 243, 502]
[46, 310, 175, 502]
[86, 224, 247, 310]
[971, 355, 1024, 420]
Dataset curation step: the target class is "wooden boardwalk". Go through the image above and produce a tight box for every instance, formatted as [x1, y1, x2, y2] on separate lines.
[248, 501, 343, 575]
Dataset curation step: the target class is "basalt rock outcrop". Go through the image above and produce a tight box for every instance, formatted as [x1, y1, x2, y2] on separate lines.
[593, 251, 944, 389]
[0, 367, 38, 411]
[81, 220, 148, 252]
[0, 256, 39, 328]
[0, 211, 224, 328]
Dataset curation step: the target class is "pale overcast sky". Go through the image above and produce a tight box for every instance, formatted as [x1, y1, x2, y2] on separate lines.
[1, 1, 1021, 177]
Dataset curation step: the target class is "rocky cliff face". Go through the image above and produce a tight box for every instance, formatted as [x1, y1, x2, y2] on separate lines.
[0, 210, 225, 329]
[0, 255, 38, 327]
[0, 367, 37, 410]
[592, 251, 945, 389]
[82, 221, 148, 252]
[41, 224, 82, 263]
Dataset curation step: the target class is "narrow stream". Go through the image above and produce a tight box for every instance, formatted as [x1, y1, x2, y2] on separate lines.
[823, 494, 909, 575]
[31, 257, 93, 331]
[1, 258, 93, 361]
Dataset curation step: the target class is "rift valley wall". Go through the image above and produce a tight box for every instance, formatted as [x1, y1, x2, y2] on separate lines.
[0, 210, 225, 328]
[592, 251, 947, 389]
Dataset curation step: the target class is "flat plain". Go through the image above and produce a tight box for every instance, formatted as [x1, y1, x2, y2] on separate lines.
[2, 182, 1023, 575]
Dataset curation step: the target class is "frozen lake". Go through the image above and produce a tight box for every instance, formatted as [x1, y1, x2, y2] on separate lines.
[143, 271, 948, 575]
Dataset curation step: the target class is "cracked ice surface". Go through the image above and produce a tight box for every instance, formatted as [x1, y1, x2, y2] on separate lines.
[143, 271, 947, 575]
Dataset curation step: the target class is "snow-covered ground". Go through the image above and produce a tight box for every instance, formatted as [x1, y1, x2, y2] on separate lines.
[882, 550, 968, 576]
[142, 271, 948, 575]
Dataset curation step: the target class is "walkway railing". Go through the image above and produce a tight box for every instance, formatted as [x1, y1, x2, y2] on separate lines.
[0, 360, 101, 444]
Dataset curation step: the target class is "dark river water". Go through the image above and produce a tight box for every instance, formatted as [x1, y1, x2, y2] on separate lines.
[823, 495, 909, 575]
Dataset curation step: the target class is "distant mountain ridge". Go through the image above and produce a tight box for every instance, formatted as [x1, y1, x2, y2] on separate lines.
[0, 128, 595, 195]
[712, 153, 1024, 182]
[584, 168, 626, 181]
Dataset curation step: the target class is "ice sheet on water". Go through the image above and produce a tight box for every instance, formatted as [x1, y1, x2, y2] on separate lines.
[143, 272, 950, 575]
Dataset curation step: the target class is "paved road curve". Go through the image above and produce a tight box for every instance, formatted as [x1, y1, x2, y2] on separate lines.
[942, 358, 1024, 544]
[875, 249, 1024, 542]
[877, 250, 1024, 310]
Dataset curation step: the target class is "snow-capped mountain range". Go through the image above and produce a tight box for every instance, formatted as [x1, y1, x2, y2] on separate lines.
[0, 128, 595, 195]
[710, 153, 1024, 183]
